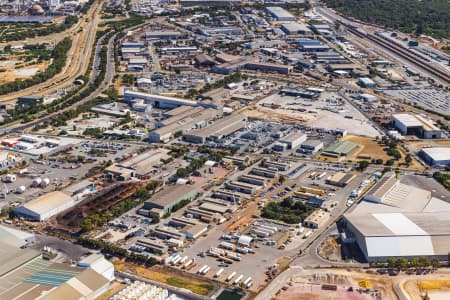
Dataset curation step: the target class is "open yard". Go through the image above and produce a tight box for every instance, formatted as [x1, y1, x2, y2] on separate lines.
[343, 135, 425, 170]
[132, 265, 215, 296]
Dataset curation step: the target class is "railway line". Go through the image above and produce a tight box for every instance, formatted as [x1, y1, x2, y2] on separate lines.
[343, 24, 449, 84]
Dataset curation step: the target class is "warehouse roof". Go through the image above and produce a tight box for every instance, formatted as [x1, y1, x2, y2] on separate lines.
[393, 113, 440, 131]
[421, 147, 450, 162]
[347, 211, 450, 237]
[148, 184, 197, 207]
[22, 191, 72, 216]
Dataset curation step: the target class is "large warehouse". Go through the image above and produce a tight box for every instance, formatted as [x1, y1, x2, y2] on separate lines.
[343, 172, 450, 261]
[124, 90, 205, 109]
[13, 191, 74, 221]
[144, 184, 198, 213]
[419, 147, 450, 167]
[392, 113, 442, 139]
[345, 211, 450, 261]
[183, 114, 247, 144]
[266, 7, 296, 21]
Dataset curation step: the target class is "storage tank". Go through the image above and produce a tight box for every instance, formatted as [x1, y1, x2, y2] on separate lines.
[226, 271, 236, 281]
[41, 177, 50, 187]
[4, 174, 16, 183]
[32, 177, 42, 187]
[234, 274, 244, 285]
[16, 186, 26, 194]
[215, 268, 224, 277]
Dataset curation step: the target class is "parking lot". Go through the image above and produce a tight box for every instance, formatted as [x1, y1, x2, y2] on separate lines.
[383, 88, 450, 116]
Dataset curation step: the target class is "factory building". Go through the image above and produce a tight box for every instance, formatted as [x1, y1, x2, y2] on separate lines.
[245, 62, 293, 74]
[322, 141, 359, 157]
[298, 39, 330, 52]
[144, 184, 198, 213]
[0, 235, 114, 300]
[183, 114, 247, 143]
[266, 7, 296, 21]
[346, 212, 450, 262]
[279, 131, 307, 149]
[13, 191, 74, 221]
[303, 209, 330, 229]
[419, 147, 450, 167]
[298, 140, 323, 154]
[105, 149, 170, 180]
[344, 172, 450, 261]
[281, 23, 313, 35]
[124, 90, 200, 109]
[279, 88, 319, 99]
[226, 181, 259, 195]
[392, 114, 442, 139]
[326, 172, 356, 187]
[357, 77, 376, 88]
[251, 167, 277, 178]
[145, 31, 183, 40]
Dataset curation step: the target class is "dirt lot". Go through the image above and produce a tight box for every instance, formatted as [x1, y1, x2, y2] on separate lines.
[405, 279, 450, 300]
[343, 135, 425, 170]
[0, 59, 49, 84]
[318, 236, 342, 262]
[127, 264, 215, 296]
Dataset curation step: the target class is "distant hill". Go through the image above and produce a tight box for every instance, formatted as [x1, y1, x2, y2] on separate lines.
[322, 0, 450, 39]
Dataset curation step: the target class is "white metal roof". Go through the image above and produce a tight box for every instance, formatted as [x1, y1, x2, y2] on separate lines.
[421, 147, 450, 162]
[373, 213, 427, 236]
[366, 235, 434, 257]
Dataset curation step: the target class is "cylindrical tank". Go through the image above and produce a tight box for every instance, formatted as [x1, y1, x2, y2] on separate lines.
[4, 174, 16, 183]
[40, 178, 50, 187]
[32, 177, 42, 187]
[16, 186, 26, 194]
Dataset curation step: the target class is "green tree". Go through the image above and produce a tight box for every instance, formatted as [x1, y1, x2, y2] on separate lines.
[358, 160, 370, 171]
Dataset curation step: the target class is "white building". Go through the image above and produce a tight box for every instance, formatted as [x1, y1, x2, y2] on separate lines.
[420, 147, 450, 167]
[344, 172, 450, 261]
[13, 191, 74, 221]
[266, 7, 296, 21]
[392, 113, 442, 139]
[77, 253, 115, 281]
[124, 90, 202, 109]
[279, 131, 307, 149]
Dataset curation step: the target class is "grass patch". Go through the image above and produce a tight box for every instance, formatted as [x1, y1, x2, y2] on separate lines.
[135, 266, 214, 296]
[166, 277, 214, 295]
[216, 290, 243, 300]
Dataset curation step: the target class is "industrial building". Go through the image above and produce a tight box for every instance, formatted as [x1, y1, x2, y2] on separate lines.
[326, 172, 356, 187]
[262, 160, 290, 171]
[279, 131, 307, 149]
[251, 167, 277, 178]
[357, 77, 376, 88]
[0, 241, 113, 300]
[226, 181, 259, 195]
[145, 31, 183, 40]
[13, 191, 74, 221]
[183, 114, 247, 143]
[419, 147, 450, 167]
[344, 172, 450, 261]
[392, 114, 442, 139]
[298, 140, 323, 153]
[303, 209, 330, 229]
[105, 149, 170, 180]
[345, 212, 450, 262]
[281, 23, 312, 35]
[245, 62, 293, 74]
[266, 7, 296, 21]
[322, 141, 359, 157]
[150, 107, 219, 143]
[143, 184, 198, 213]
[124, 90, 200, 109]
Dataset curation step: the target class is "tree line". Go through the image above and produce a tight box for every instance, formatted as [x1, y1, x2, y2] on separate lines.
[323, 0, 450, 38]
